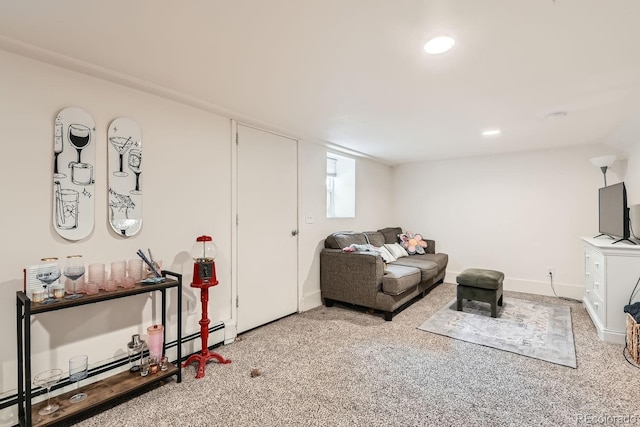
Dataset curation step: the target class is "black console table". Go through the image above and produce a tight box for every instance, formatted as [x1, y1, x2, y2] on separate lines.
[16, 270, 182, 427]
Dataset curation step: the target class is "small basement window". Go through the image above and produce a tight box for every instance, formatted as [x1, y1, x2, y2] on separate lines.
[326, 153, 355, 218]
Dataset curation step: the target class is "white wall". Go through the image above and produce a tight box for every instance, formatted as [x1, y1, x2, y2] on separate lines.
[0, 48, 395, 416]
[0, 50, 232, 406]
[392, 145, 624, 298]
[622, 142, 640, 237]
[623, 143, 640, 204]
[298, 142, 395, 310]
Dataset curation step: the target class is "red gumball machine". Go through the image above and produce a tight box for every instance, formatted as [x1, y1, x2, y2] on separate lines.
[182, 235, 231, 378]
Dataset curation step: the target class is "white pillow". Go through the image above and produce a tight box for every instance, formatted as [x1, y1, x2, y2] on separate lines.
[378, 246, 397, 263]
[384, 243, 408, 259]
[397, 243, 409, 257]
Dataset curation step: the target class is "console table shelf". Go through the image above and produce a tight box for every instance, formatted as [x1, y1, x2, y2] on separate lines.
[16, 270, 183, 427]
[31, 365, 178, 427]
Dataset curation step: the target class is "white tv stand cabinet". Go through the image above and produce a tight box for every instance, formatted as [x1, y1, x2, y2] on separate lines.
[582, 236, 640, 344]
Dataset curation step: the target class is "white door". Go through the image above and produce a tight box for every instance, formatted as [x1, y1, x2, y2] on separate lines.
[236, 124, 298, 333]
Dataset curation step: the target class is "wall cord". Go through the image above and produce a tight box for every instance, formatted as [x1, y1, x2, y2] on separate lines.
[549, 272, 580, 303]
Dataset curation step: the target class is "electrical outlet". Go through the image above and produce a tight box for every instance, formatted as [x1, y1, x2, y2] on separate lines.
[547, 267, 554, 277]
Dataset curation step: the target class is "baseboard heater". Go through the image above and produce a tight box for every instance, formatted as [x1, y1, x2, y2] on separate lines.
[0, 322, 226, 411]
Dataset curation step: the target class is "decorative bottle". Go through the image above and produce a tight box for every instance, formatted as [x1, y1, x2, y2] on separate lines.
[147, 324, 164, 362]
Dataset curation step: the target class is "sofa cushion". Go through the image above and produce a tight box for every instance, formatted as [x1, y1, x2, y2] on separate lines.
[391, 258, 439, 282]
[363, 231, 385, 247]
[407, 253, 449, 272]
[377, 227, 403, 244]
[382, 265, 421, 295]
[325, 232, 368, 249]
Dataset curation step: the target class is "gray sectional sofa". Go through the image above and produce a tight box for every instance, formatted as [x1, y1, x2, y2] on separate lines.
[320, 227, 448, 320]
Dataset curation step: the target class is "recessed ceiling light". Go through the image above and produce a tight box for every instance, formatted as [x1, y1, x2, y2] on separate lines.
[482, 129, 501, 137]
[423, 36, 455, 54]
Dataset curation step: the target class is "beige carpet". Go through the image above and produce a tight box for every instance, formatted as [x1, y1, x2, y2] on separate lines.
[72, 283, 640, 427]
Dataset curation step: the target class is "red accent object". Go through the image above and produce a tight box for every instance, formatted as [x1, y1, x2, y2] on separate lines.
[191, 258, 217, 287]
[182, 260, 231, 378]
[191, 235, 216, 287]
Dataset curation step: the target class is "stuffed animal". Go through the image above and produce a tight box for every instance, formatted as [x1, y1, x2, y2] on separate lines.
[398, 232, 427, 255]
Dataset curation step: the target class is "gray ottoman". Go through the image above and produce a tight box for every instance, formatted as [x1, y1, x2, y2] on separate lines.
[456, 268, 504, 317]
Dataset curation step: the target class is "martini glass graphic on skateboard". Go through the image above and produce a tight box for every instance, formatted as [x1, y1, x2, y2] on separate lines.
[108, 117, 142, 237]
[109, 137, 134, 177]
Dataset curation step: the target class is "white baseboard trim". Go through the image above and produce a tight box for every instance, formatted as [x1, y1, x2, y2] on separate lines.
[301, 290, 323, 312]
[223, 318, 237, 344]
[445, 271, 584, 301]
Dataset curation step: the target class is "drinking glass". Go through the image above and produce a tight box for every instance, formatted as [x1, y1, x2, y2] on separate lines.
[68, 124, 91, 164]
[36, 258, 61, 304]
[128, 149, 142, 194]
[109, 136, 134, 176]
[33, 368, 63, 415]
[64, 255, 85, 300]
[54, 182, 79, 230]
[68, 355, 88, 403]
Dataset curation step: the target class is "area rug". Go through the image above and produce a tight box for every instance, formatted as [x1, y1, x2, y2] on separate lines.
[417, 297, 577, 368]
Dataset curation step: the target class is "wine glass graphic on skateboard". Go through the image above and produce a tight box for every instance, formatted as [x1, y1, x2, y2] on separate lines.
[52, 107, 96, 241]
[108, 117, 142, 237]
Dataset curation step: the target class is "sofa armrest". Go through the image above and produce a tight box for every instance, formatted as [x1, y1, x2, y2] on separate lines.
[320, 249, 384, 308]
[425, 239, 436, 254]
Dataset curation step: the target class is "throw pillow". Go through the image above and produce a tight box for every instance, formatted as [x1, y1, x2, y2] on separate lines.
[397, 243, 409, 257]
[384, 243, 408, 259]
[398, 232, 428, 255]
[378, 246, 397, 263]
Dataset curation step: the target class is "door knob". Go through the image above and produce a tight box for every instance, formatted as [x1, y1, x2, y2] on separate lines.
[291, 229, 299, 236]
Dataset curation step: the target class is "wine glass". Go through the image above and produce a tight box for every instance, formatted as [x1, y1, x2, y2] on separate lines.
[128, 149, 142, 194]
[36, 258, 61, 304]
[68, 124, 91, 164]
[68, 355, 88, 403]
[64, 255, 85, 300]
[33, 368, 63, 415]
[109, 136, 134, 176]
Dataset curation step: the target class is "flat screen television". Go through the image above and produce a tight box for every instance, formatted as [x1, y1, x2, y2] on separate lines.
[598, 182, 634, 244]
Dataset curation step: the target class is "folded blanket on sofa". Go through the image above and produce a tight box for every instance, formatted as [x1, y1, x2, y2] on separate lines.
[343, 243, 378, 253]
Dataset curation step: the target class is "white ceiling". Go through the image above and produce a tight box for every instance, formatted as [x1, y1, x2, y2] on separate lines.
[1, 0, 640, 165]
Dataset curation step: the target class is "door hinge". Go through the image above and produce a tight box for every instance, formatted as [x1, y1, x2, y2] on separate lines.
[236, 296, 239, 308]
[236, 132, 239, 145]
[236, 214, 239, 226]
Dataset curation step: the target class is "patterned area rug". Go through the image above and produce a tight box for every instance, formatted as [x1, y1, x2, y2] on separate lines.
[418, 297, 577, 368]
